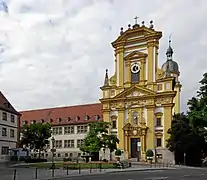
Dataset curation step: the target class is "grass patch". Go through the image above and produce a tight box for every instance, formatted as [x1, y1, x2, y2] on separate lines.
[21, 161, 116, 169]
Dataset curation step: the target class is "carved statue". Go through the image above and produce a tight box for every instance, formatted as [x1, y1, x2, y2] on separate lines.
[132, 111, 139, 125]
[156, 68, 164, 80]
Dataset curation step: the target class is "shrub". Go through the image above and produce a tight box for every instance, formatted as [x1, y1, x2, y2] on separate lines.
[146, 149, 154, 159]
[63, 158, 72, 162]
[25, 158, 47, 163]
[10, 156, 18, 161]
[115, 149, 122, 156]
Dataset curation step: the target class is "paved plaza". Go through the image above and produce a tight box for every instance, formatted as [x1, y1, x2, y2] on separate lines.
[0, 163, 206, 180]
[0, 164, 173, 180]
[65, 168, 207, 180]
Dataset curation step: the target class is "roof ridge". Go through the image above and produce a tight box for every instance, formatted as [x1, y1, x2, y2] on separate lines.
[19, 102, 101, 112]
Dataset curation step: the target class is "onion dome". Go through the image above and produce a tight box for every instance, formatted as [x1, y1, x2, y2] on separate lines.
[161, 39, 179, 74]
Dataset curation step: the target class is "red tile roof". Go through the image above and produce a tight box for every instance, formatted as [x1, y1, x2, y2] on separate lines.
[0, 91, 20, 115]
[19, 103, 103, 127]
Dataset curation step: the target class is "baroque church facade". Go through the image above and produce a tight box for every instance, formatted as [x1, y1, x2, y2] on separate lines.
[100, 20, 181, 161]
[19, 18, 181, 163]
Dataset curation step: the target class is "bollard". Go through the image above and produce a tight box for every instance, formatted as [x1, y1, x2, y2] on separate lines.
[90, 165, 92, 173]
[52, 164, 55, 177]
[78, 164, 81, 174]
[13, 169, 17, 180]
[67, 165, 69, 175]
[35, 168, 38, 179]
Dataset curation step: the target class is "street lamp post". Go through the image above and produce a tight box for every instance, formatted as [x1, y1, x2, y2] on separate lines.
[51, 137, 56, 177]
[184, 152, 186, 166]
[154, 147, 157, 163]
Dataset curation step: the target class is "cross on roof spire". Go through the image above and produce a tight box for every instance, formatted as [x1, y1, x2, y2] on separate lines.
[169, 33, 172, 46]
[134, 16, 139, 24]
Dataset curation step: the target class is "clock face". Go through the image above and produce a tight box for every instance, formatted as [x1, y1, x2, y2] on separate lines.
[131, 63, 140, 73]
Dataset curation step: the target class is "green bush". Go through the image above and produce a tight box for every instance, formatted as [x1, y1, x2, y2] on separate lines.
[25, 158, 47, 163]
[115, 149, 122, 156]
[10, 156, 18, 161]
[63, 158, 72, 162]
[146, 149, 154, 158]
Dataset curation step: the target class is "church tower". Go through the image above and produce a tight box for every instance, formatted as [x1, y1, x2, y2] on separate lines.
[100, 18, 181, 162]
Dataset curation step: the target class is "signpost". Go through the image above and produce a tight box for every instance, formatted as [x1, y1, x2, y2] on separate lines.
[137, 141, 141, 162]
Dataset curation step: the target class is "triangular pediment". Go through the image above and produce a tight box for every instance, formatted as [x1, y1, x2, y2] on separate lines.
[111, 26, 162, 48]
[113, 85, 156, 99]
[125, 51, 147, 60]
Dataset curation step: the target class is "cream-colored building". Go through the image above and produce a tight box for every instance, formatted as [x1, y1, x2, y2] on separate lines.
[20, 103, 102, 159]
[0, 92, 20, 162]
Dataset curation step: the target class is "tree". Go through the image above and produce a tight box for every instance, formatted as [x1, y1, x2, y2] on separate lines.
[80, 122, 109, 154]
[188, 73, 207, 127]
[167, 73, 207, 166]
[107, 134, 119, 161]
[20, 122, 52, 158]
[80, 122, 119, 160]
[166, 113, 198, 165]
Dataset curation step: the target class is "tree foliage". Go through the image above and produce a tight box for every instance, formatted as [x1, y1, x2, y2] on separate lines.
[20, 123, 52, 158]
[167, 73, 207, 166]
[80, 122, 119, 157]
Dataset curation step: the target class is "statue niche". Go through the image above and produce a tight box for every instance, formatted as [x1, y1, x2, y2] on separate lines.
[132, 111, 139, 126]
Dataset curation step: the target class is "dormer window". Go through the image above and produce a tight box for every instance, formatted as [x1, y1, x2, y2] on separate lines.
[50, 119, 53, 123]
[24, 121, 28, 125]
[31, 120, 36, 124]
[4, 102, 10, 108]
[94, 115, 100, 120]
[59, 118, 62, 122]
[75, 116, 80, 121]
[41, 119, 44, 123]
[68, 117, 72, 121]
[84, 115, 90, 121]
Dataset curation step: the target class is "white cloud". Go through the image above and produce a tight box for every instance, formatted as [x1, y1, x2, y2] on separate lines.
[0, 0, 206, 112]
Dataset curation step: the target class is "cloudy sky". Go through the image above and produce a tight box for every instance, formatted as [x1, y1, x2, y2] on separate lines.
[0, 0, 206, 112]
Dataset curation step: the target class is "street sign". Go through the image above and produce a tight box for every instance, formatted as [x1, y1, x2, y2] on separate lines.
[137, 142, 141, 147]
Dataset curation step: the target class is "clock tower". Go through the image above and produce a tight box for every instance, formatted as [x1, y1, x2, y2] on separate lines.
[100, 18, 181, 163]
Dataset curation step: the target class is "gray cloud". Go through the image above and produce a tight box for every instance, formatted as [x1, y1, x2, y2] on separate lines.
[0, 0, 206, 113]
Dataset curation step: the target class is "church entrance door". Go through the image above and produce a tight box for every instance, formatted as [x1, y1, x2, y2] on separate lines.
[130, 138, 140, 158]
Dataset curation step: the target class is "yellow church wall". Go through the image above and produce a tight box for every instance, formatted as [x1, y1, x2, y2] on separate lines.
[124, 61, 131, 87]
[174, 85, 181, 114]
[147, 43, 154, 83]
[146, 106, 155, 150]
[103, 110, 110, 123]
[163, 105, 173, 147]
[117, 109, 125, 149]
